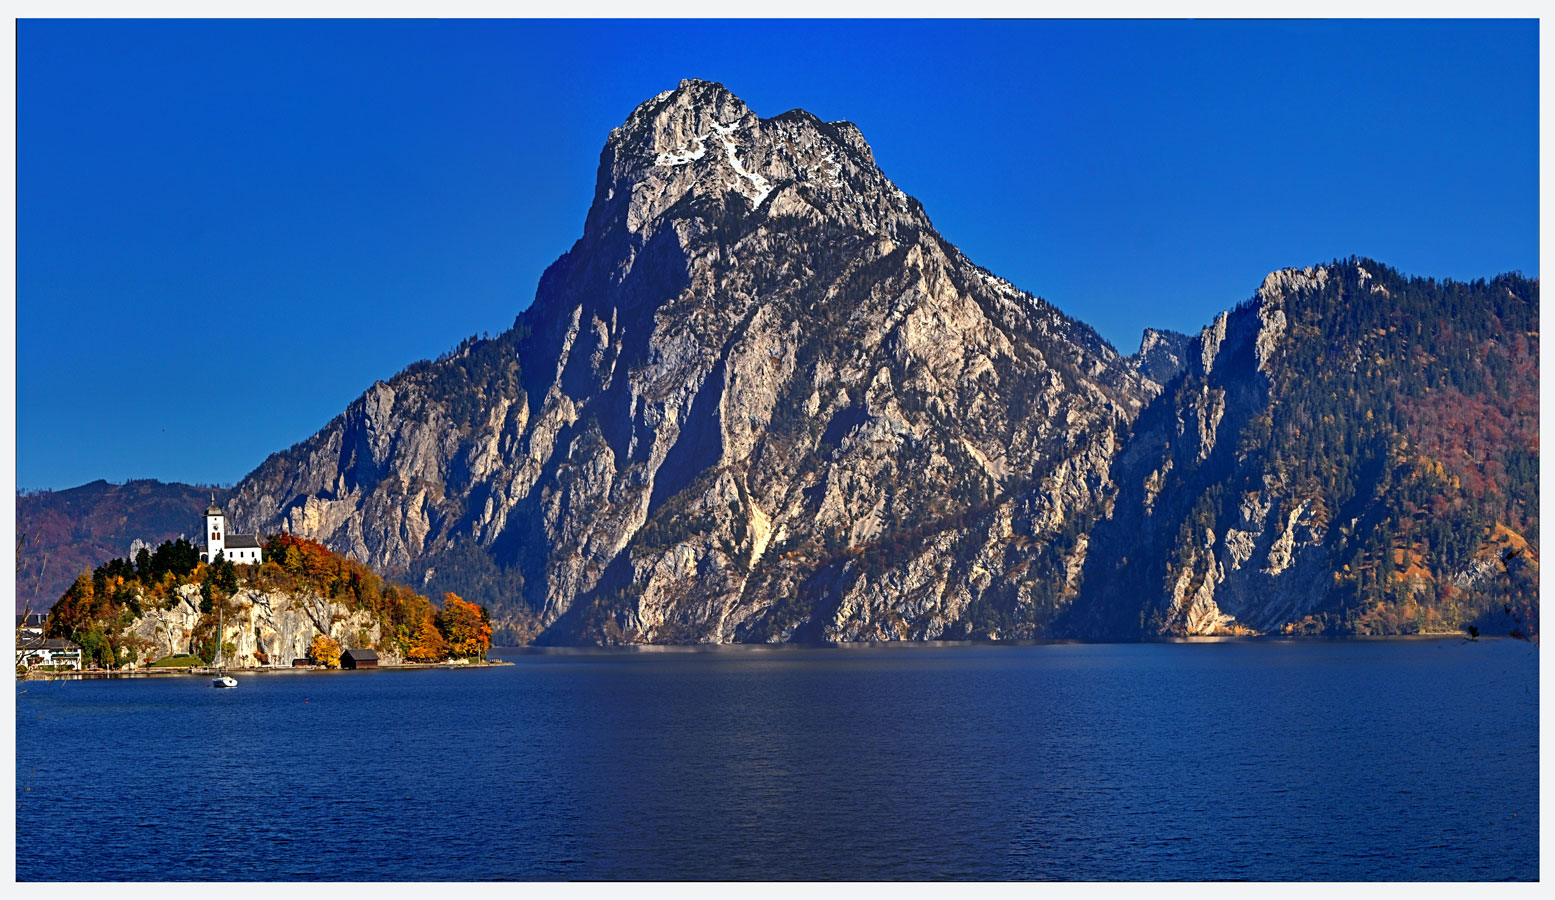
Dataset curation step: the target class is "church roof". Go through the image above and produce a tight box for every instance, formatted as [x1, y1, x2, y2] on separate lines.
[207, 503, 224, 516]
[224, 534, 262, 550]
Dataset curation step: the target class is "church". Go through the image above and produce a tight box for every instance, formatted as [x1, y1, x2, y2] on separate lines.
[203, 497, 264, 565]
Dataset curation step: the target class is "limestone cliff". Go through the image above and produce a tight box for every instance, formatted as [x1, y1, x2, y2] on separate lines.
[1128, 327, 1192, 388]
[125, 583, 401, 667]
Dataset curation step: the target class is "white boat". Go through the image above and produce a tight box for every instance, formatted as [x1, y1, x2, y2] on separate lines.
[211, 604, 238, 689]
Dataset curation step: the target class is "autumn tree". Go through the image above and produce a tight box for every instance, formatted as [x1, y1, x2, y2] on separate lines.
[406, 614, 449, 663]
[308, 634, 341, 669]
[45, 571, 98, 640]
[435, 593, 492, 661]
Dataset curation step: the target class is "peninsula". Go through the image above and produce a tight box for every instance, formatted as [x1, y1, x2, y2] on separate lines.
[25, 508, 496, 674]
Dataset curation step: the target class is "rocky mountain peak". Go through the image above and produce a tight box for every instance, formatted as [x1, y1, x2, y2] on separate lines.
[1129, 327, 1192, 386]
[610, 79, 755, 168]
[620, 79, 753, 138]
[188, 84, 1543, 650]
[1257, 264, 1331, 306]
[586, 79, 921, 242]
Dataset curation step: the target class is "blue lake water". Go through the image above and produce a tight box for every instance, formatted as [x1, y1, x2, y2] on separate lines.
[14, 639, 1539, 881]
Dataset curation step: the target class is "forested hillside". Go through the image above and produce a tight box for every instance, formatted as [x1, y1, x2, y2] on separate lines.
[43, 532, 496, 668]
[1073, 259, 1537, 637]
[16, 480, 228, 613]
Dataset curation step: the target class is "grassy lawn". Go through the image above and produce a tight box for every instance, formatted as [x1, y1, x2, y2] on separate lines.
[148, 654, 207, 667]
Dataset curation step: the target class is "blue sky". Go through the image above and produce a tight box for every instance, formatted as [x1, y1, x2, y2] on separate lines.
[17, 19, 1539, 490]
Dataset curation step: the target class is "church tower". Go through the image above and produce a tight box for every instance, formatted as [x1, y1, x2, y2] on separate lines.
[205, 494, 225, 562]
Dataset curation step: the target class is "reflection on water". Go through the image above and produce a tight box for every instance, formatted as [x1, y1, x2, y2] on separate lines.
[16, 639, 1539, 880]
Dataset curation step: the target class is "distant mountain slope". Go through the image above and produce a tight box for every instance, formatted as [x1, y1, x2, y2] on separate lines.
[1069, 259, 1538, 637]
[16, 480, 231, 612]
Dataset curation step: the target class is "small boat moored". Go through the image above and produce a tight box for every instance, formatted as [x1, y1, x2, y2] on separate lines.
[210, 604, 238, 689]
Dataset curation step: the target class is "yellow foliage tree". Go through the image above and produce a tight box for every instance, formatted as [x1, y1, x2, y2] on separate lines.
[406, 615, 449, 663]
[308, 634, 341, 669]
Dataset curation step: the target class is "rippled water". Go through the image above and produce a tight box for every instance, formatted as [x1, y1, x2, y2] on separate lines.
[15, 639, 1539, 880]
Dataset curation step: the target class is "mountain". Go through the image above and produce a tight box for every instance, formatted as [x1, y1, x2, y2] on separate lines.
[18, 81, 1539, 642]
[220, 79, 1165, 643]
[1070, 261, 1539, 637]
[16, 480, 230, 613]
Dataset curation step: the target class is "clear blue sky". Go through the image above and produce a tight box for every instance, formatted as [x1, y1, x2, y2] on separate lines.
[17, 19, 1538, 490]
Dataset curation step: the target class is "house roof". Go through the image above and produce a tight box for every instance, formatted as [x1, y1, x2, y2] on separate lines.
[20, 635, 80, 652]
[16, 613, 44, 628]
[342, 648, 379, 660]
[223, 534, 262, 550]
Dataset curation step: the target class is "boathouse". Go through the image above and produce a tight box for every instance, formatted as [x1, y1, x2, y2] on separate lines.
[341, 648, 379, 669]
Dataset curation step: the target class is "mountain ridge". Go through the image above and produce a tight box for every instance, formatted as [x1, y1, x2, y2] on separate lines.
[18, 80, 1539, 640]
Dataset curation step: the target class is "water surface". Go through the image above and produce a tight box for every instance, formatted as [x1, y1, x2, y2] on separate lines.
[15, 639, 1539, 880]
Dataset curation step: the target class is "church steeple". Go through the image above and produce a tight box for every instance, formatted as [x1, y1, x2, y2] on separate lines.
[197, 493, 262, 565]
[205, 495, 226, 562]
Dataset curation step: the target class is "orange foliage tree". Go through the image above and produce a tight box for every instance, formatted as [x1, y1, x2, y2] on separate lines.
[406, 614, 449, 663]
[435, 593, 492, 661]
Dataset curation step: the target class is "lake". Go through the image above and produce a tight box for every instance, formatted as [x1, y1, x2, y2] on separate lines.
[14, 639, 1539, 881]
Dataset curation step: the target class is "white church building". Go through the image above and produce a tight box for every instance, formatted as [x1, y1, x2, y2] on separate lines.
[203, 497, 264, 565]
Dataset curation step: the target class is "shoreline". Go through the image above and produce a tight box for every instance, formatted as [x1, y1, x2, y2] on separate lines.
[22, 633, 1532, 678]
[21, 660, 513, 680]
[512, 631, 1516, 648]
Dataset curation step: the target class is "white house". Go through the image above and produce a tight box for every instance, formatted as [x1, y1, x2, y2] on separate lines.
[15, 613, 44, 641]
[203, 497, 264, 565]
[18, 635, 83, 670]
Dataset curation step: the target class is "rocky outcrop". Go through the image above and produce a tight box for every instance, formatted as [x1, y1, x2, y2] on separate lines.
[124, 584, 400, 667]
[1129, 328, 1192, 387]
[1070, 267, 1340, 635]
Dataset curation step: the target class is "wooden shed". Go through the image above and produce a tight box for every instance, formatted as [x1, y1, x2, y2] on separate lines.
[341, 648, 380, 669]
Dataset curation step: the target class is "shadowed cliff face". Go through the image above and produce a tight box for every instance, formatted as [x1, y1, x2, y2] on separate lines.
[224, 79, 1158, 643]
